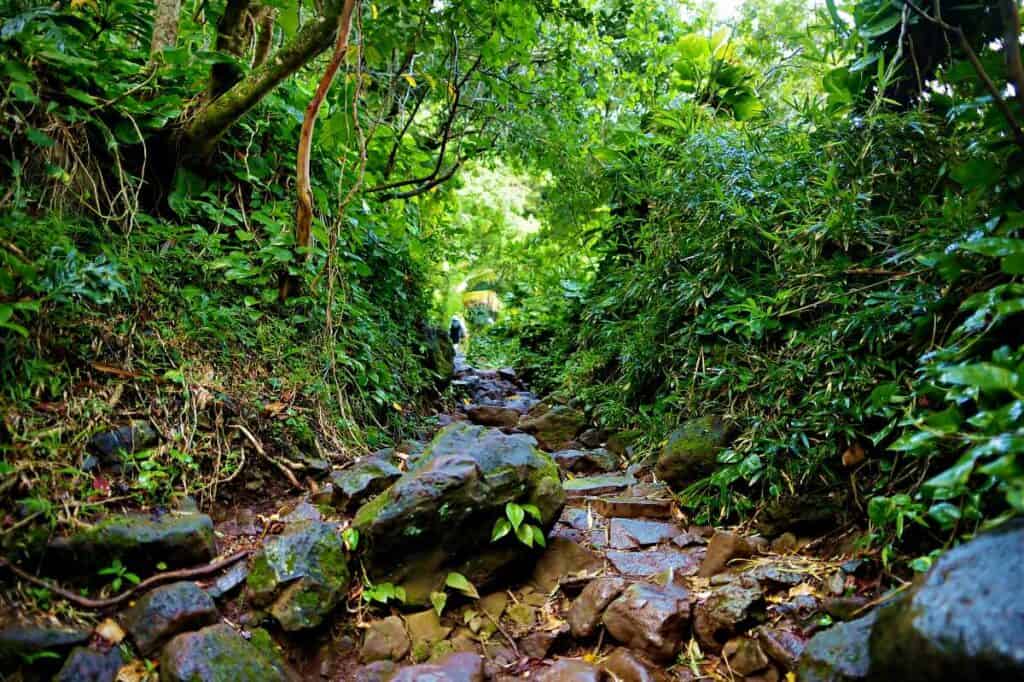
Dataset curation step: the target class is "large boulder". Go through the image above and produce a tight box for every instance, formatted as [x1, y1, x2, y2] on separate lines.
[352, 423, 565, 604]
[44, 512, 216, 575]
[245, 520, 350, 631]
[54, 646, 122, 682]
[519, 405, 585, 451]
[160, 624, 287, 681]
[654, 417, 734, 488]
[868, 519, 1024, 681]
[387, 652, 485, 682]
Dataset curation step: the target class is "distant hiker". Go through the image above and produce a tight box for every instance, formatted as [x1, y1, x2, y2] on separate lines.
[449, 316, 466, 346]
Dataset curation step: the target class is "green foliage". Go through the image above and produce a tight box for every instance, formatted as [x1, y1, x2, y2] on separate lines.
[98, 558, 140, 593]
[362, 580, 406, 606]
[491, 501, 545, 548]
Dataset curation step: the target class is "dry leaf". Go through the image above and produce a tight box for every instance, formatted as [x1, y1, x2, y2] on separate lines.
[95, 617, 125, 644]
[788, 582, 817, 598]
[842, 442, 865, 467]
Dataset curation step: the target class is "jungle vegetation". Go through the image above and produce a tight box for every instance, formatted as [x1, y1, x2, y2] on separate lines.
[1, 0, 1023, 572]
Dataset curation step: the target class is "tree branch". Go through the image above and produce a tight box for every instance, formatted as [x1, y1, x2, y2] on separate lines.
[285, 0, 358, 301]
[183, 0, 347, 157]
[903, 0, 1024, 151]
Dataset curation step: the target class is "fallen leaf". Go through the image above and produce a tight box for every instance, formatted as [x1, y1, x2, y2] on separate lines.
[95, 618, 125, 644]
[788, 582, 817, 598]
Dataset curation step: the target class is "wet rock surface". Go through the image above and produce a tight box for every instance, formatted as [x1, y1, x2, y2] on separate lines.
[868, 519, 1024, 681]
[602, 582, 691, 662]
[245, 519, 350, 631]
[44, 511, 217, 574]
[160, 623, 288, 681]
[353, 422, 564, 603]
[120, 580, 218, 655]
[5, 357, 992, 682]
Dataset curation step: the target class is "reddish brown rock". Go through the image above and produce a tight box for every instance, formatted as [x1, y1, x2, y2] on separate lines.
[723, 636, 770, 675]
[467, 405, 521, 428]
[388, 652, 485, 682]
[602, 583, 691, 663]
[601, 647, 672, 682]
[699, 532, 757, 577]
[535, 659, 608, 682]
[568, 577, 628, 638]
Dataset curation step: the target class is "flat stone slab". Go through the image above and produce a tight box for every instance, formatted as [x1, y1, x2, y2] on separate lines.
[563, 473, 636, 497]
[606, 547, 704, 578]
[608, 518, 682, 550]
[588, 496, 674, 519]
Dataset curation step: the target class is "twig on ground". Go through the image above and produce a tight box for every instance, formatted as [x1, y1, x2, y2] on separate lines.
[233, 423, 304, 491]
[0, 550, 250, 610]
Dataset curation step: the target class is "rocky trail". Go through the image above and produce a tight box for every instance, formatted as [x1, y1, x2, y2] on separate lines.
[2, 360, 1022, 682]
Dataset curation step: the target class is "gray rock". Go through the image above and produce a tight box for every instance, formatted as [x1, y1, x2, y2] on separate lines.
[0, 624, 89, 669]
[797, 611, 876, 682]
[869, 519, 1024, 681]
[552, 449, 619, 474]
[693, 580, 764, 650]
[563, 473, 636, 497]
[87, 420, 159, 469]
[352, 423, 564, 604]
[608, 518, 680, 550]
[602, 582, 691, 663]
[205, 560, 250, 599]
[160, 624, 287, 681]
[246, 520, 350, 631]
[654, 417, 733, 488]
[120, 581, 218, 655]
[45, 512, 216, 575]
[330, 458, 401, 513]
[54, 646, 122, 682]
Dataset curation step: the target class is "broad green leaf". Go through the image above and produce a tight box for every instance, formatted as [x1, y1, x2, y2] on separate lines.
[491, 517, 511, 541]
[939, 364, 1020, 393]
[445, 572, 479, 598]
[505, 502, 525, 530]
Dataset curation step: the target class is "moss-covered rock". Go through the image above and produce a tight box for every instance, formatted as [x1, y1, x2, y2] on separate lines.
[654, 416, 735, 488]
[352, 423, 565, 605]
[160, 623, 288, 682]
[330, 457, 402, 513]
[245, 520, 350, 631]
[518, 405, 585, 451]
[44, 512, 216, 576]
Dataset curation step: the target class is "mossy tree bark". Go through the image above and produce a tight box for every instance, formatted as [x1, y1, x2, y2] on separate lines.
[182, 0, 347, 160]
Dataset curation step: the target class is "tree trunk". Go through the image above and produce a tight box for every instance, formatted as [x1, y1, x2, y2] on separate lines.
[182, 0, 346, 159]
[149, 0, 182, 61]
[210, 0, 254, 100]
[282, 0, 358, 301]
[253, 7, 278, 67]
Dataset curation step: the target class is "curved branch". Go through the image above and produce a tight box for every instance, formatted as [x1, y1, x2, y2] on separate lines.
[294, 0, 358, 255]
[183, 0, 348, 157]
[0, 551, 250, 611]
